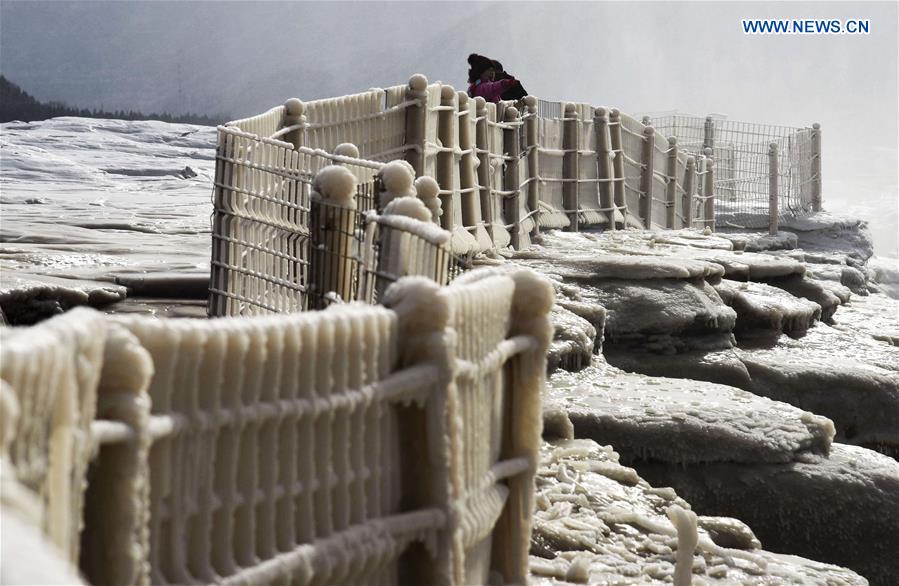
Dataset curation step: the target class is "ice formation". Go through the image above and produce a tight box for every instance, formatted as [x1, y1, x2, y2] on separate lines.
[0, 308, 107, 563]
[637, 443, 899, 586]
[529, 439, 866, 585]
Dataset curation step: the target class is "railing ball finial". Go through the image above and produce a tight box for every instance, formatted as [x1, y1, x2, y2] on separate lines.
[705, 115, 714, 122]
[284, 98, 305, 117]
[504, 106, 519, 121]
[643, 126, 655, 137]
[409, 74, 428, 92]
[457, 92, 469, 107]
[768, 141, 778, 153]
[378, 160, 417, 208]
[564, 103, 577, 117]
[312, 165, 357, 207]
[383, 196, 433, 222]
[413, 175, 442, 222]
[812, 122, 821, 130]
[703, 146, 713, 157]
[334, 143, 360, 158]
[668, 136, 677, 147]
[440, 84, 456, 101]
[474, 96, 487, 116]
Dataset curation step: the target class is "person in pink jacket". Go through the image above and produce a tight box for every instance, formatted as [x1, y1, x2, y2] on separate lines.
[467, 53, 522, 103]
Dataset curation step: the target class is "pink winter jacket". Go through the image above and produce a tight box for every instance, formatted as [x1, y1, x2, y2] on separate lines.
[467, 78, 518, 103]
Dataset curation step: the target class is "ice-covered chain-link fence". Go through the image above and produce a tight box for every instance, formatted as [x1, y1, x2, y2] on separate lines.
[0, 268, 552, 586]
[651, 114, 821, 230]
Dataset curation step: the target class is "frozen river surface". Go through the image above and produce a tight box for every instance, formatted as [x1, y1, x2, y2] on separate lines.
[1, 117, 215, 283]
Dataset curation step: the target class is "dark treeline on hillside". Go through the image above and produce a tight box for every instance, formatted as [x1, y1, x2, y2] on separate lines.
[0, 76, 229, 125]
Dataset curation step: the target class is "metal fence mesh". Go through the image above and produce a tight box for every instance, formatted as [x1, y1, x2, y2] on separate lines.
[652, 115, 818, 228]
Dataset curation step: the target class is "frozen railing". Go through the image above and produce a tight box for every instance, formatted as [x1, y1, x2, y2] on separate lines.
[211, 75, 819, 315]
[209, 141, 465, 316]
[0, 308, 106, 567]
[651, 114, 822, 232]
[0, 267, 553, 586]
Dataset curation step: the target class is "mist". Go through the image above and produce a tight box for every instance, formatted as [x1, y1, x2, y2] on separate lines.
[1, 1, 895, 256]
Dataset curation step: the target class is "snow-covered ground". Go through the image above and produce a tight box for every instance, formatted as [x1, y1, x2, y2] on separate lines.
[3, 117, 898, 584]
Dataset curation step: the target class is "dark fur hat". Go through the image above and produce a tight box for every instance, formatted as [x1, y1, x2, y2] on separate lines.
[468, 53, 494, 83]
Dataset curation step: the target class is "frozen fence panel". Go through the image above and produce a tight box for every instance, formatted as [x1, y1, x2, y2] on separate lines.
[535, 99, 570, 229]
[209, 127, 313, 316]
[227, 105, 286, 138]
[0, 308, 106, 563]
[382, 267, 553, 585]
[111, 305, 426, 585]
[457, 92, 494, 252]
[366, 198, 456, 301]
[618, 112, 648, 229]
[654, 114, 819, 229]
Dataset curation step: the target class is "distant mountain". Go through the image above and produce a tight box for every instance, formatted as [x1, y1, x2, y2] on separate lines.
[0, 76, 228, 125]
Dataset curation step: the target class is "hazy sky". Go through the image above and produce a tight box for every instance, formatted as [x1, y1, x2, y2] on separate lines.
[2, 1, 896, 254]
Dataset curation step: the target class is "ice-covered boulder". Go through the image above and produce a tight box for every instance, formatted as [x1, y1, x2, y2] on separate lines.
[546, 361, 835, 465]
[714, 279, 821, 338]
[0, 273, 127, 325]
[606, 321, 899, 457]
[636, 443, 899, 586]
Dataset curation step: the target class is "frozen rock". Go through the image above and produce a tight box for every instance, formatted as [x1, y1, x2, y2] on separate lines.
[715, 230, 798, 253]
[576, 278, 736, 354]
[764, 273, 845, 322]
[780, 211, 875, 261]
[548, 304, 597, 374]
[607, 322, 899, 456]
[529, 439, 866, 585]
[830, 291, 899, 346]
[0, 273, 127, 325]
[714, 279, 821, 338]
[635, 443, 899, 586]
[546, 361, 835, 465]
[866, 256, 899, 299]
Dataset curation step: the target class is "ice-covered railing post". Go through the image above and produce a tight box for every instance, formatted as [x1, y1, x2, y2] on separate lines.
[703, 115, 716, 152]
[594, 107, 616, 231]
[490, 270, 554, 583]
[666, 136, 679, 228]
[474, 97, 494, 239]
[684, 156, 696, 228]
[811, 122, 822, 212]
[522, 96, 541, 238]
[768, 142, 779, 235]
[457, 92, 481, 241]
[640, 126, 656, 229]
[609, 108, 627, 228]
[309, 165, 358, 308]
[503, 105, 523, 249]
[436, 85, 458, 234]
[703, 147, 716, 231]
[81, 324, 153, 586]
[562, 103, 580, 231]
[404, 74, 429, 177]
